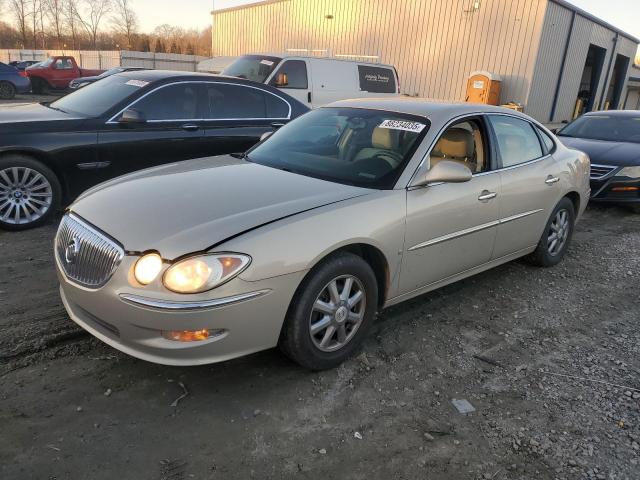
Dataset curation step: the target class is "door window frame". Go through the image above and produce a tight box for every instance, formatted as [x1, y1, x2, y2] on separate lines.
[106, 81, 293, 124]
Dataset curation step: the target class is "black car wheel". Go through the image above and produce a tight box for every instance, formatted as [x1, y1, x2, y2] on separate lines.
[527, 197, 575, 267]
[31, 77, 49, 95]
[0, 155, 61, 231]
[0, 81, 16, 100]
[279, 252, 378, 370]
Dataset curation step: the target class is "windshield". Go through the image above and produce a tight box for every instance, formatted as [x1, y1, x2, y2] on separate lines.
[222, 55, 281, 83]
[558, 115, 640, 144]
[50, 74, 148, 117]
[248, 108, 429, 189]
[38, 58, 54, 67]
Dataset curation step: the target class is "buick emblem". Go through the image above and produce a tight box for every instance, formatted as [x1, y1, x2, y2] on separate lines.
[65, 237, 81, 264]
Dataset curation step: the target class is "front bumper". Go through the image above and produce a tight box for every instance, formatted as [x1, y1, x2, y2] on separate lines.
[57, 254, 306, 366]
[590, 169, 640, 205]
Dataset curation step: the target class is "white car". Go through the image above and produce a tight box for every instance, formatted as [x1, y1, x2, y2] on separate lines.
[222, 54, 399, 108]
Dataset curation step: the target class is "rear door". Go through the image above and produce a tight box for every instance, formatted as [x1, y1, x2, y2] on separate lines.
[487, 114, 563, 258]
[267, 59, 312, 107]
[97, 82, 206, 181]
[200, 81, 293, 156]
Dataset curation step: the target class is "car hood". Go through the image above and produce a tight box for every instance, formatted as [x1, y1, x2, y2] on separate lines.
[558, 136, 640, 167]
[71, 156, 371, 259]
[0, 102, 84, 124]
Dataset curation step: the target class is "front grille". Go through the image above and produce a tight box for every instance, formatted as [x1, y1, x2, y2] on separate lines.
[590, 164, 617, 180]
[55, 213, 124, 289]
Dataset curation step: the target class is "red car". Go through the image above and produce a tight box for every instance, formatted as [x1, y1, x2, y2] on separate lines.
[26, 56, 104, 93]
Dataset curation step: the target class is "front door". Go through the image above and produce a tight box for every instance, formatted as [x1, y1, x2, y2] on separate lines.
[97, 82, 206, 182]
[400, 117, 500, 294]
[486, 115, 562, 258]
[268, 59, 311, 107]
[51, 58, 76, 88]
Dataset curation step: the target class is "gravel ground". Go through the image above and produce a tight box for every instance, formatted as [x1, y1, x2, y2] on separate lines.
[0, 205, 639, 480]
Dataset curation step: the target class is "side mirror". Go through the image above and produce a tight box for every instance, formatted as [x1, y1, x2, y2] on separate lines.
[118, 108, 146, 126]
[413, 159, 472, 187]
[260, 131, 274, 142]
[274, 72, 288, 87]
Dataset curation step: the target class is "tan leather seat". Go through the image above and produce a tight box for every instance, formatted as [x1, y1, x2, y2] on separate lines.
[352, 127, 402, 166]
[430, 128, 475, 169]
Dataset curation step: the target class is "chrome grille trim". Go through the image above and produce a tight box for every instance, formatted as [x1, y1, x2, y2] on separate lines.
[55, 213, 124, 289]
[590, 164, 617, 180]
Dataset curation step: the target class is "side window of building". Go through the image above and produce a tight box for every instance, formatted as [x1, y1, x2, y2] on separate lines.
[131, 83, 200, 121]
[488, 116, 543, 168]
[269, 60, 308, 89]
[430, 119, 489, 174]
[358, 65, 397, 93]
[203, 83, 289, 119]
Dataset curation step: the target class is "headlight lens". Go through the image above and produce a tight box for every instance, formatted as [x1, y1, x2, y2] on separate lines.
[134, 252, 163, 285]
[163, 253, 251, 294]
[618, 166, 640, 179]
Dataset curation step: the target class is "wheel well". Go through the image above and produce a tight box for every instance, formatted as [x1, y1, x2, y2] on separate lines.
[0, 150, 65, 196]
[327, 243, 390, 308]
[564, 191, 581, 214]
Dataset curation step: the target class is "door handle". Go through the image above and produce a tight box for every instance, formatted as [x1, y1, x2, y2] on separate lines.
[545, 176, 560, 185]
[478, 190, 497, 202]
[181, 124, 200, 132]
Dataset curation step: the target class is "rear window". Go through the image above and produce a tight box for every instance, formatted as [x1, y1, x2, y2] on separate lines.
[358, 65, 397, 93]
[222, 55, 282, 83]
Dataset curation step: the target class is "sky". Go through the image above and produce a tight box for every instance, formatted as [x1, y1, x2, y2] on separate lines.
[135, 0, 640, 39]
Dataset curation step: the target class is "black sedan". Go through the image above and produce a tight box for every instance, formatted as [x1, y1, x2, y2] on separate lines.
[0, 70, 309, 230]
[69, 66, 147, 90]
[557, 111, 640, 212]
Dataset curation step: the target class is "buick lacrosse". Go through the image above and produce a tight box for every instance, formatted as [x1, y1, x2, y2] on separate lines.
[55, 99, 590, 370]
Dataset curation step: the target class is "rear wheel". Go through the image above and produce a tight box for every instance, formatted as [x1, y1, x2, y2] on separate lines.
[0, 155, 61, 231]
[279, 252, 378, 370]
[0, 81, 16, 100]
[31, 77, 49, 95]
[527, 197, 575, 267]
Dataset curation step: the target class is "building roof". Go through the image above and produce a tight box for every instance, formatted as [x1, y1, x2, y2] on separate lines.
[551, 0, 640, 44]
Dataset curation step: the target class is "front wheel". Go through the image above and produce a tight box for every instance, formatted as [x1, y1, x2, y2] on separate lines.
[279, 252, 378, 370]
[0, 155, 61, 230]
[527, 197, 575, 267]
[0, 81, 16, 100]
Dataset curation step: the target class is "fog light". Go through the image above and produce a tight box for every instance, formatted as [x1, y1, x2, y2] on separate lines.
[134, 253, 163, 285]
[161, 329, 226, 342]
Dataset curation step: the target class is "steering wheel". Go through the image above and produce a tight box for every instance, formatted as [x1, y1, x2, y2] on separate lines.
[372, 150, 404, 169]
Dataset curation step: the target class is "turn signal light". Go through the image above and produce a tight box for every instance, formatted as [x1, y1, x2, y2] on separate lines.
[611, 186, 639, 192]
[162, 329, 226, 342]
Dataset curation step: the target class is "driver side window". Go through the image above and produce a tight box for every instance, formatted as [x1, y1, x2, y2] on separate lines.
[430, 119, 489, 174]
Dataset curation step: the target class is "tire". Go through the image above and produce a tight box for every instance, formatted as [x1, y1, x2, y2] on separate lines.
[527, 197, 575, 267]
[0, 154, 61, 231]
[31, 77, 49, 95]
[279, 252, 379, 370]
[0, 81, 16, 100]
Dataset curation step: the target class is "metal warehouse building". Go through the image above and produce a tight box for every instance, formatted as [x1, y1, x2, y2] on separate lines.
[211, 0, 639, 124]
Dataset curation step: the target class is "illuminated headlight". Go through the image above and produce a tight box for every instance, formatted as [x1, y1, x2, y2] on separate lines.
[163, 253, 251, 294]
[617, 166, 640, 179]
[134, 252, 163, 285]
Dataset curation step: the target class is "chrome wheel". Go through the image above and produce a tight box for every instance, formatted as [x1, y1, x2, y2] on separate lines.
[0, 166, 53, 225]
[547, 208, 570, 256]
[309, 275, 366, 353]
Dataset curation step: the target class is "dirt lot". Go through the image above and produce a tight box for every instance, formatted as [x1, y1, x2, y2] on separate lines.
[0, 204, 638, 480]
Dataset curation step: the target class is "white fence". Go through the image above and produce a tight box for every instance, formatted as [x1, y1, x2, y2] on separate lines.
[0, 49, 208, 72]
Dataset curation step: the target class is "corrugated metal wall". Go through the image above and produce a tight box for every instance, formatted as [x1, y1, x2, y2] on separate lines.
[527, 1, 639, 122]
[212, 0, 548, 108]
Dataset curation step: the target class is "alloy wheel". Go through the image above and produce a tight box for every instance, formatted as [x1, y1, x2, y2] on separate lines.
[0, 166, 53, 225]
[547, 208, 570, 256]
[0, 82, 15, 99]
[309, 274, 366, 352]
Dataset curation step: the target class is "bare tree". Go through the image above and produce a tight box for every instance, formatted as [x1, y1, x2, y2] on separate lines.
[45, 0, 64, 48]
[65, 0, 81, 48]
[76, 0, 111, 48]
[9, 0, 31, 48]
[29, 0, 43, 49]
[110, 0, 136, 49]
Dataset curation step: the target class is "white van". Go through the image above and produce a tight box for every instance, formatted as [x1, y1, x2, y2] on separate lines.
[221, 54, 400, 108]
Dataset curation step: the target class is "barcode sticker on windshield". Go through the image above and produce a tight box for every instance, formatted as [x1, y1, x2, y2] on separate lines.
[125, 80, 149, 87]
[260, 60, 274, 66]
[379, 119, 426, 133]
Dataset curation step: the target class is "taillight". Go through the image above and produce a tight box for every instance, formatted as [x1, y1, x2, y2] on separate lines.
[19, 70, 27, 77]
